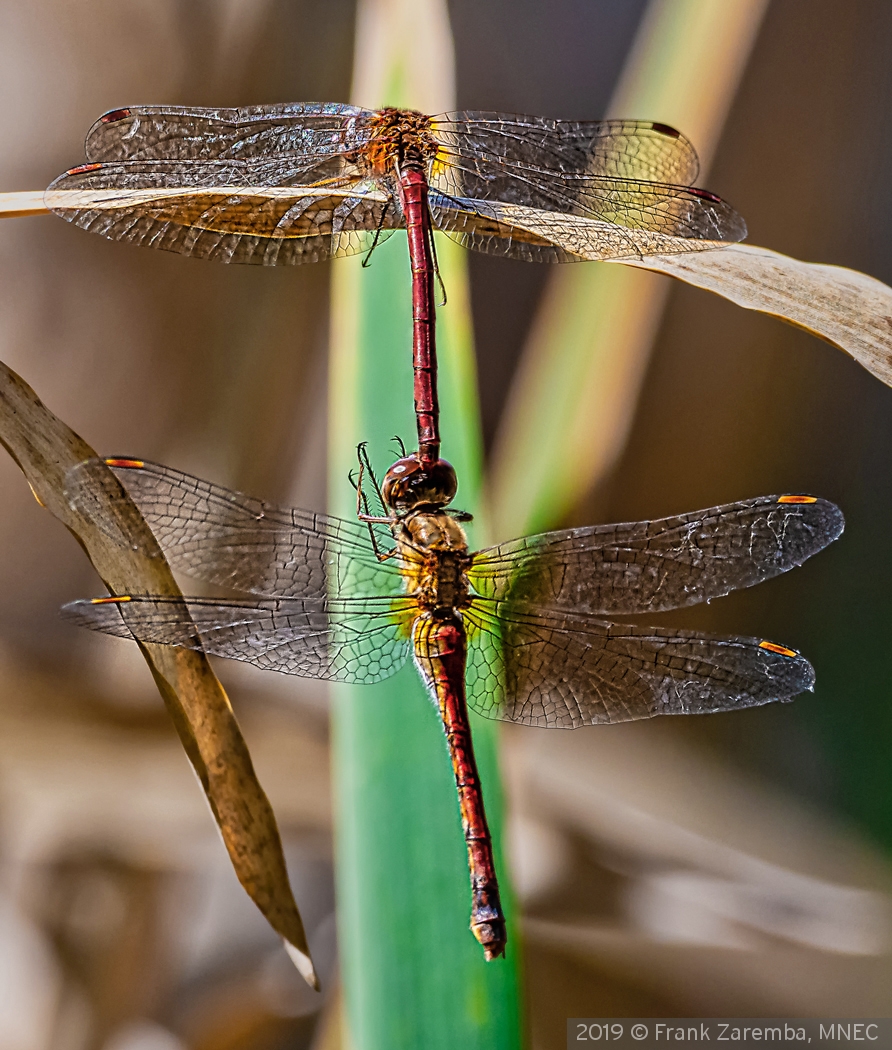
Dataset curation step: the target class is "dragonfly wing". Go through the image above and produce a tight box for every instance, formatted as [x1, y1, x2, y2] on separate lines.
[429, 192, 596, 263]
[434, 114, 700, 184]
[429, 113, 742, 259]
[468, 496, 844, 616]
[64, 458, 403, 601]
[83, 103, 375, 163]
[428, 182, 744, 263]
[63, 594, 414, 683]
[464, 604, 813, 728]
[46, 160, 400, 265]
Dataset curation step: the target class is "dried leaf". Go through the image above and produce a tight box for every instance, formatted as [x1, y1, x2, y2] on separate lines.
[0, 191, 47, 218]
[2, 189, 891, 388]
[0, 360, 318, 990]
[620, 243, 892, 388]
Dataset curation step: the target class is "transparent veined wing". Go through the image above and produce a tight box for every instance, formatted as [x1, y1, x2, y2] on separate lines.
[467, 495, 843, 615]
[50, 104, 400, 263]
[64, 458, 404, 602]
[427, 113, 741, 262]
[82, 103, 375, 163]
[45, 160, 400, 265]
[62, 593, 415, 683]
[432, 114, 701, 185]
[63, 589, 812, 714]
[464, 602, 813, 729]
[87, 108, 699, 180]
[427, 183, 744, 263]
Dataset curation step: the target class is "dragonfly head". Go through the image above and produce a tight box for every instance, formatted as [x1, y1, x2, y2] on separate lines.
[382, 454, 457, 513]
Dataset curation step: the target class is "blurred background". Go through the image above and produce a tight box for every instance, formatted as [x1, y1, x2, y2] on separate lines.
[1, 0, 892, 1047]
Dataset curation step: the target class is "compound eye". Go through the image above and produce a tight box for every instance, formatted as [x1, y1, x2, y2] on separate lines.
[381, 456, 456, 510]
[427, 460, 458, 505]
[381, 456, 423, 509]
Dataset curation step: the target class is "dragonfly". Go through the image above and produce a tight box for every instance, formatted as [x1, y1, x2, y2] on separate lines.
[46, 104, 746, 466]
[62, 452, 843, 960]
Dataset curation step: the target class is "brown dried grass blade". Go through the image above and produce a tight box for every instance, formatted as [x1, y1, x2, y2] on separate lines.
[622, 243, 892, 388]
[0, 191, 48, 217]
[0, 360, 318, 990]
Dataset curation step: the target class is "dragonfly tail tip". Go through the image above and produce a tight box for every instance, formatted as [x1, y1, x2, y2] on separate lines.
[472, 916, 507, 961]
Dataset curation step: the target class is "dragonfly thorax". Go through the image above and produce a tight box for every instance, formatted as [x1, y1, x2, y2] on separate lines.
[400, 509, 469, 554]
[364, 108, 439, 176]
[397, 510, 471, 613]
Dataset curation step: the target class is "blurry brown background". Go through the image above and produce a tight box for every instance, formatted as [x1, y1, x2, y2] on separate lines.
[1, 1, 892, 1048]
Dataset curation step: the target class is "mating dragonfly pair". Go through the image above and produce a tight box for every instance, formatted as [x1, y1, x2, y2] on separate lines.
[51, 104, 841, 967]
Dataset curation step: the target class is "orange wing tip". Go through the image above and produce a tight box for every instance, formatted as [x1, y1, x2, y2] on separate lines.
[778, 495, 818, 504]
[65, 163, 103, 176]
[104, 458, 145, 469]
[90, 595, 132, 605]
[759, 640, 798, 658]
[101, 108, 132, 123]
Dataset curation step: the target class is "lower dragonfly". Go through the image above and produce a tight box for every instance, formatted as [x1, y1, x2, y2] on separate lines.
[63, 451, 843, 959]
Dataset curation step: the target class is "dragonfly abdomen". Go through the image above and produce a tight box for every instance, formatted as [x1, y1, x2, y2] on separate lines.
[359, 109, 443, 464]
[412, 611, 507, 959]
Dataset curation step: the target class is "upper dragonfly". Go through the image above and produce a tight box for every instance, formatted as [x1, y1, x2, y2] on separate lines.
[46, 105, 746, 466]
[62, 453, 841, 962]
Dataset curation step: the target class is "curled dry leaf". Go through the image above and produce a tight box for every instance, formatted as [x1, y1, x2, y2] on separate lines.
[0, 360, 319, 990]
[0, 191, 47, 218]
[452, 200, 892, 388]
[2, 193, 891, 387]
[618, 242, 892, 388]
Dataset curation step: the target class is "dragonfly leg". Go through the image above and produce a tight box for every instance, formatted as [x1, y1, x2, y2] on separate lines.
[353, 444, 396, 560]
[413, 612, 507, 959]
[426, 216, 448, 307]
[355, 443, 388, 511]
[361, 197, 394, 268]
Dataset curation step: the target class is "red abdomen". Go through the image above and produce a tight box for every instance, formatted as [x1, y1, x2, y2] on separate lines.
[412, 612, 506, 958]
